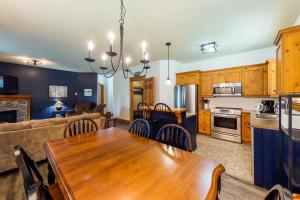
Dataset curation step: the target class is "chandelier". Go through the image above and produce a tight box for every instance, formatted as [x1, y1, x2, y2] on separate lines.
[84, 0, 150, 79]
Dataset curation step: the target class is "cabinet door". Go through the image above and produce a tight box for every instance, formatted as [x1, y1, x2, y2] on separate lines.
[268, 59, 277, 97]
[242, 113, 251, 143]
[143, 77, 154, 106]
[276, 43, 283, 95]
[226, 69, 241, 83]
[186, 72, 199, 84]
[176, 74, 186, 85]
[282, 31, 300, 93]
[200, 73, 213, 97]
[198, 110, 211, 135]
[242, 66, 266, 96]
[213, 72, 226, 84]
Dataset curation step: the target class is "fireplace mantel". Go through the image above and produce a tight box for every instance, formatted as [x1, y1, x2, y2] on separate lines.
[0, 95, 31, 121]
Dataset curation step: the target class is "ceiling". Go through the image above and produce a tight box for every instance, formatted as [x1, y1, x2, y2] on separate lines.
[0, 0, 300, 72]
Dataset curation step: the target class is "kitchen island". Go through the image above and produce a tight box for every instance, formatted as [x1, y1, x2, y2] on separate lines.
[250, 113, 300, 191]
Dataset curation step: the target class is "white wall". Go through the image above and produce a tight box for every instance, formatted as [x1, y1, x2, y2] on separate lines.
[294, 14, 300, 25]
[176, 47, 276, 72]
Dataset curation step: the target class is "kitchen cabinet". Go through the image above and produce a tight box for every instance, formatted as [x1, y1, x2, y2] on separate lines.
[275, 25, 300, 94]
[225, 69, 241, 83]
[200, 72, 213, 97]
[212, 69, 242, 84]
[176, 71, 200, 85]
[242, 64, 268, 96]
[199, 109, 211, 135]
[267, 58, 277, 97]
[242, 112, 251, 143]
[213, 72, 226, 84]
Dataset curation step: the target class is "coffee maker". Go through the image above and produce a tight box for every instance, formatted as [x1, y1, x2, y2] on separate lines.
[260, 100, 275, 113]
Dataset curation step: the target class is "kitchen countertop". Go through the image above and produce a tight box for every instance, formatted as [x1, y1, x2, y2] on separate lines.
[249, 111, 279, 131]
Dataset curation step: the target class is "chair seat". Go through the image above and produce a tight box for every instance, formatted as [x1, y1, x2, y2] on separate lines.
[48, 183, 64, 200]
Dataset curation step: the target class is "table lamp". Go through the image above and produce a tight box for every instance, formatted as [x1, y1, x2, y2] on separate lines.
[55, 100, 63, 111]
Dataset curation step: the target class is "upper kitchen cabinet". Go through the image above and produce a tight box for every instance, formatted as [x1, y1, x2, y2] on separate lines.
[212, 68, 242, 84]
[225, 69, 242, 83]
[267, 58, 277, 97]
[213, 71, 226, 84]
[242, 63, 268, 96]
[176, 71, 200, 85]
[275, 25, 300, 94]
[200, 72, 213, 97]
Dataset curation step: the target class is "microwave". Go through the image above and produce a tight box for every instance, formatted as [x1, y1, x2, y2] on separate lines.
[213, 83, 242, 97]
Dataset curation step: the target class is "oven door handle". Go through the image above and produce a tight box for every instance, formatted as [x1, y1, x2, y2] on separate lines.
[212, 114, 241, 118]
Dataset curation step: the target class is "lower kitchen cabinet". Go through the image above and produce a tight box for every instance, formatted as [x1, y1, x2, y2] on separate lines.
[199, 110, 211, 135]
[242, 112, 251, 143]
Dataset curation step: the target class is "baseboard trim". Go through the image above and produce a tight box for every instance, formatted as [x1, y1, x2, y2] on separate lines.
[115, 118, 131, 125]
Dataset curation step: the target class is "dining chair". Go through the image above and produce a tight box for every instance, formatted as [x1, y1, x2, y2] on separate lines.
[263, 184, 293, 200]
[64, 118, 99, 138]
[128, 118, 150, 138]
[156, 124, 192, 152]
[136, 102, 151, 120]
[13, 145, 63, 200]
[154, 103, 172, 112]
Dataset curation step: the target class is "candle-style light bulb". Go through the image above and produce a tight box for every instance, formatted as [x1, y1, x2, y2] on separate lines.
[87, 40, 95, 51]
[141, 41, 147, 53]
[144, 53, 149, 61]
[125, 56, 132, 65]
[108, 32, 115, 45]
[101, 53, 107, 61]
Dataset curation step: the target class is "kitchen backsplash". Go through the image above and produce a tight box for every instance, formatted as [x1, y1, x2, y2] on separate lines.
[205, 97, 277, 110]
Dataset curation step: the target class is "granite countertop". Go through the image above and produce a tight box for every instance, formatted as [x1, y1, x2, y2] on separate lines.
[249, 111, 279, 131]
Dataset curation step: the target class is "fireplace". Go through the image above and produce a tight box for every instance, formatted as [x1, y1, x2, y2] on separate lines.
[0, 110, 17, 123]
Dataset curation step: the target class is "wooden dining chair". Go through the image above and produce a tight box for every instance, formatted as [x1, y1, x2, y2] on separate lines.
[156, 124, 192, 152]
[154, 103, 172, 113]
[128, 119, 151, 138]
[136, 102, 151, 120]
[14, 145, 63, 200]
[64, 118, 99, 138]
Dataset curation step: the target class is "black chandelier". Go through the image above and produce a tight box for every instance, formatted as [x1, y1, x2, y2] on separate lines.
[84, 0, 150, 78]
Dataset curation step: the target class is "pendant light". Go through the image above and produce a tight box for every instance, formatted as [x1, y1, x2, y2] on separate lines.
[165, 42, 172, 85]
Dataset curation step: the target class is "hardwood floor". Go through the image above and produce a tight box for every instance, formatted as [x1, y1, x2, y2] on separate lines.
[0, 121, 267, 200]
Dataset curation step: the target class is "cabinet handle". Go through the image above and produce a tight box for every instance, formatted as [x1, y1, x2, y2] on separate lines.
[247, 123, 251, 129]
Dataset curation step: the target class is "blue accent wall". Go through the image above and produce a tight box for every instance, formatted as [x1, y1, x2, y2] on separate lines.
[0, 62, 98, 119]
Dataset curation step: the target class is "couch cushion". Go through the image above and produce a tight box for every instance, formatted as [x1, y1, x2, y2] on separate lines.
[0, 121, 32, 132]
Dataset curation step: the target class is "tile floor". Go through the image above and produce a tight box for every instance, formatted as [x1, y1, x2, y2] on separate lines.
[193, 134, 253, 183]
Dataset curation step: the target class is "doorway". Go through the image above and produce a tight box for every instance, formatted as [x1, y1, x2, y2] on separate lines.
[130, 77, 154, 120]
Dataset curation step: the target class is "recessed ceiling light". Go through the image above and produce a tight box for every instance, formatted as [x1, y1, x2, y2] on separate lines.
[201, 42, 217, 54]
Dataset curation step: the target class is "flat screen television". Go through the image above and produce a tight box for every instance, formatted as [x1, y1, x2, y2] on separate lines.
[0, 75, 19, 95]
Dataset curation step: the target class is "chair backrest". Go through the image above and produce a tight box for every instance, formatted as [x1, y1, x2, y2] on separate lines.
[128, 119, 150, 138]
[154, 103, 172, 113]
[137, 102, 151, 120]
[64, 118, 98, 138]
[156, 124, 192, 152]
[263, 184, 292, 200]
[14, 145, 52, 200]
[75, 102, 93, 114]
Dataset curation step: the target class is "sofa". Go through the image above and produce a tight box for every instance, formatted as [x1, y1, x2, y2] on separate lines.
[0, 113, 106, 173]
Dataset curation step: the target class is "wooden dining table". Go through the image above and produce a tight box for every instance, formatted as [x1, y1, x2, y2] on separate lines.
[44, 127, 224, 200]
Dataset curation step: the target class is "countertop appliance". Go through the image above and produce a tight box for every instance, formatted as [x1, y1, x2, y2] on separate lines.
[211, 107, 242, 143]
[261, 100, 275, 113]
[213, 82, 242, 97]
[174, 84, 198, 117]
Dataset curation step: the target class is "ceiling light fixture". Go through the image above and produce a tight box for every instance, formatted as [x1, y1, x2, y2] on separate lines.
[23, 59, 46, 66]
[201, 42, 217, 54]
[84, 0, 150, 79]
[165, 42, 172, 86]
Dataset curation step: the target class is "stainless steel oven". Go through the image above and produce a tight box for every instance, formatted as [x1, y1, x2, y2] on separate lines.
[211, 107, 242, 143]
